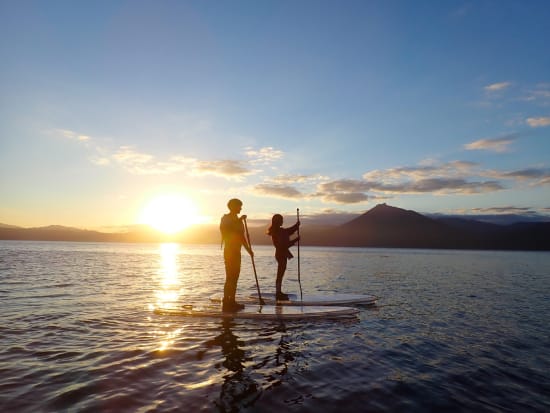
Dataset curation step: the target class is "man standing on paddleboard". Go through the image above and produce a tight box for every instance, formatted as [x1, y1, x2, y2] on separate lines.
[220, 198, 253, 311]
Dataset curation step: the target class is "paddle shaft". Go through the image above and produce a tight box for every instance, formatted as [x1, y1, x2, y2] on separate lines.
[297, 208, 302, 301]
[243, 217, 264, 305]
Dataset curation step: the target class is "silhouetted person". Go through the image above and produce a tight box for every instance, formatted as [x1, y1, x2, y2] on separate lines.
[220, 198, 253, 311]
[266, 214, 300, 301]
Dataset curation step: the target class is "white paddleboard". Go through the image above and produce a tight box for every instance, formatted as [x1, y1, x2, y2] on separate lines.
[209, 292, 377, 306]
[258, 292, 377, 306]
[153, 304, 359, 320]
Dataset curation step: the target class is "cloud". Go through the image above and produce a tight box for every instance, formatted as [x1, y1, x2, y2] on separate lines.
[521, 83, 550, 104]
[317, 179, 373, 193]
[314, 179, 503, 204]
[50, 128, 258, 178]
[53, 128, 91, 142]
[397, 179, 503, 194]
[195, 160, 253, 179]
[312, 161, 506, 204]
[269, 174, 326, 184]
[470, 206, 533, 214]
[91, 157, 110, 166]
[322, 192, 369, 204]
[245, 146, 284, 165]
[484, 82, 511, 92]
[110, 147, 255, 178]
[360, 178, 503, 195]
[444, 206, 550, 224]
[501, 168, 549, 179]
[463, 134, 519, 152]
[526, 116, 550, 127]
[468, 206, 550, 222]
[365, 161, 550, 193]
[314, 180, 372, 204]
[51, 128, 118, 167]
[108, 146, 279, 179]
[253, 174, 329, 201]
[363, 161, 478, 181]
[112, 146, 196, 175]
[478, 81, 550, 110]
[488, 167, 550, 186]
[113, 146, 154, 165]
[253, 183, 303, 199]
[313, 179, 373, 204]
[478, 165, 550, 188]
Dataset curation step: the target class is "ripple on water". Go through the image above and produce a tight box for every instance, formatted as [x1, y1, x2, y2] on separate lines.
[0, 242, 549, 412]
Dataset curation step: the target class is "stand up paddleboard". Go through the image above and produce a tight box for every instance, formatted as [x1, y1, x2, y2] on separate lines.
[210, 292, 378, 306]
[154, 304, 359, 320]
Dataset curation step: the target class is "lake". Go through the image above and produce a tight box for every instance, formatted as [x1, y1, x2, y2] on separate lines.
[1, 241, 549, 412]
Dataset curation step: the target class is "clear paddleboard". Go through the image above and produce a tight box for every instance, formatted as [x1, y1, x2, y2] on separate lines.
[153, 304, 359, 320]
[209, 292, 378, 306]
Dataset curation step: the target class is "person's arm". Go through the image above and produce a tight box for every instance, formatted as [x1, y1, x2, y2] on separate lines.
[239, 216, 254, 256]
[289, 221, 300, 235]
[241, 233, 253, 256]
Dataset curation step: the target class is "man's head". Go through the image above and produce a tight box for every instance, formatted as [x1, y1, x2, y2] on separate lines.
[227, 198, 243, 213]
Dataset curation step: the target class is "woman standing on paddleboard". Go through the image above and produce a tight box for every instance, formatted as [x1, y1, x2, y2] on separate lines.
[220, 199, 253, 312]
[267, 214, 300, 301]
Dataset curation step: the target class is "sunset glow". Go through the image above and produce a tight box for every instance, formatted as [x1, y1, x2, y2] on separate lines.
[1, 2, 549, 230]
[139, 195, 205, 234]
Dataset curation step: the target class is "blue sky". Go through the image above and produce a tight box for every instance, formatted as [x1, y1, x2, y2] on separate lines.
[1, 1, 549, 230]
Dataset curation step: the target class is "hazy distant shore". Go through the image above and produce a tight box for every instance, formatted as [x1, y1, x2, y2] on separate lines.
[2, 204, 549, 250]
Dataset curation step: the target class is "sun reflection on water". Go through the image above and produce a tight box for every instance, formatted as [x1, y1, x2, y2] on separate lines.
[159, 243, 180, 288]
[153, 243, 186, 352]
[154, 243, 183, 307]
[157, 327, 183, 351]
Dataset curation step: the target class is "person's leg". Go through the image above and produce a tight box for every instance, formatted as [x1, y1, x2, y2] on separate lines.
[223, 257, 234, 301]
[223, 252, 243, 310]
[275, 257, 288, 300]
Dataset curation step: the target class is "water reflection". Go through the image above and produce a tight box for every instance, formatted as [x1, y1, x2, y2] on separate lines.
[155, 243, 182, 307]
[159, 243, 180, 288]
[207, 320, 261, 411]
[273, 322, 294, 376]
[204, 320, 304, 411]
[153, 243, 184, 352]
[158, 327, 183, 352]
[150, 243, 299, 408]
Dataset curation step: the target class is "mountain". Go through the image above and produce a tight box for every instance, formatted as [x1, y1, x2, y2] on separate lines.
[1, 204, 549, 250]
[0, 225, 118, 242]
[483, 221, 550, 250]
[433, 217, 501, 233]
[335, 203, 464, 248]
[332, 204, 550, 250]
[0, 223, 22, 229]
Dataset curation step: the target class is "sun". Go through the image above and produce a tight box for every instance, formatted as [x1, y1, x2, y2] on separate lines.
[139, 194, 205, 234]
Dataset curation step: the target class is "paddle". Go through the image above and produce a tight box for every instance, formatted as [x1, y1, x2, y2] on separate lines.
[297, 208, 303, 301]
[243, 217, 265, 305]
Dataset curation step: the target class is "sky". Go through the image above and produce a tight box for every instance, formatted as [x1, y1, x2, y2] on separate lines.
[1, 0, 550, 231]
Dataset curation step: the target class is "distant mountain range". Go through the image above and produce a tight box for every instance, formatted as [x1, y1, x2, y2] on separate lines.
[329, 204, 550, 250]
[1, 204, 549, 250]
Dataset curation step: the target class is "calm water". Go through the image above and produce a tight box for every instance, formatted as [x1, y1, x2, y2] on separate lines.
[0, 241, 549, 412]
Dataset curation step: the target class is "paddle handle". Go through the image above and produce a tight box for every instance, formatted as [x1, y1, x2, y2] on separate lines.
[243, 217, 264, 305]
[297, 208, 302, 301]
